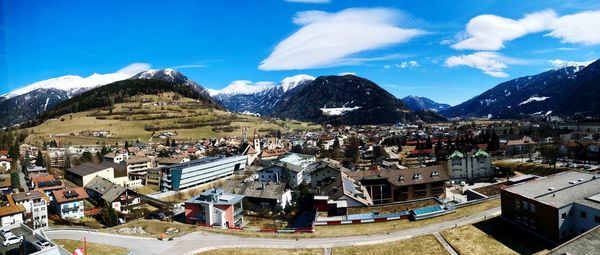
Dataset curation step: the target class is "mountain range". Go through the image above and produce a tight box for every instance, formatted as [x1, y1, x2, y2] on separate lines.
[3, 58, 600, 127]
[441, 59, 600, 119]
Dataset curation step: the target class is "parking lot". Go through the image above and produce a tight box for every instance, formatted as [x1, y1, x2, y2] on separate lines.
[0, 226, 55, 255]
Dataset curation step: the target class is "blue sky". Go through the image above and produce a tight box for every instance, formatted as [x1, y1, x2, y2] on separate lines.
[2, 0, 600, 105]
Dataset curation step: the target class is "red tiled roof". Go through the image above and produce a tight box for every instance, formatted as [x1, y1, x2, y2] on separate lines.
[409, 149, 433, 155]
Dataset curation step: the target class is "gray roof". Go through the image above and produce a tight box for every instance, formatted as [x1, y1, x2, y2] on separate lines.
[505, 171, 600, 208]
[549, 225, 600, 255]
[66, 161, 126, 177]
[85, 176, 127, 202]
[185, 188, 244, 205]
[11, 190, 46, 202]
[221, 180, 287, 200]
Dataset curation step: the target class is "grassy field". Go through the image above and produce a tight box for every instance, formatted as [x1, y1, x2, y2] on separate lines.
[441, 217, 553, 255]
[104, 219, 198, 238]
[493, 160, 569, 176]
[197, 235, 448, 255]
[53, 239, 130, 255]
[25, 93, 320, 145]
[198, 248, 322, 255]
[333, 235, 448, 255]
[199, 198, 500, 239]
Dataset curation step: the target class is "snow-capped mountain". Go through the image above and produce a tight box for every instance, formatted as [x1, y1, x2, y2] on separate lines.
[402, 96, 451, 112]
[0, 70, 139, 127]
[210, 74, 315, 115]
[441, 59, 600, 119]
[130, 68, 214, 100]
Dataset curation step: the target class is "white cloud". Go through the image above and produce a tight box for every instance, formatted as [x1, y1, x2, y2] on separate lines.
[169, 64, 206, 69]
[338, 72, 356, 76]
[453, 9, 600, 50]
[452, 10, 557, 51]
[549, 59, 594, 68]
[546, 10, 600, 45]
[384, 65, 391, 69]
[259, 8, 425, 70]
[117, 63, 151, 76]
[285, 0, 330, 3]
[397, 60, 419, 68]
[444, 52, 527, 78]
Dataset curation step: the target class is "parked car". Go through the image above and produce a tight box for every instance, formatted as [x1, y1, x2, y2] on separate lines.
[34, 240, 51, 249]
[2, 235, 23, 247]
[0, 229, 13, 239]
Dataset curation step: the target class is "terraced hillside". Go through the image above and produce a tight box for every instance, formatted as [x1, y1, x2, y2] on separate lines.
[25, 92, 320, 145]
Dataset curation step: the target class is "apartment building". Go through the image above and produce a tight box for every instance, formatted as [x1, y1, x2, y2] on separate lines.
[7, 190, 49, 229]
[447, 150, 494, 181]
[184, 188, 244, 228]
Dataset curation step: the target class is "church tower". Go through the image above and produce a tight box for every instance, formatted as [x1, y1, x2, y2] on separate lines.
[253, 129, 261, 154]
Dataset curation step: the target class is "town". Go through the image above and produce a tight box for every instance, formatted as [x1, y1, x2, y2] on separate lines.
[0, 116, 599, 254]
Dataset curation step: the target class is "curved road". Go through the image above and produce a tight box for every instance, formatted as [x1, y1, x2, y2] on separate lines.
[46, 206, 500, 255]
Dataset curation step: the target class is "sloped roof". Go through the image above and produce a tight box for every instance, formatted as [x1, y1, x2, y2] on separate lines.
[221, 180, 287, 200]
[52, 187, 89, 204]
[85, 176, 127, 202]
[448, 150, 464, 159]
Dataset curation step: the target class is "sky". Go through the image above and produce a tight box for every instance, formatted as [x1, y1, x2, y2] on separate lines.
[1, 0, 600, 105]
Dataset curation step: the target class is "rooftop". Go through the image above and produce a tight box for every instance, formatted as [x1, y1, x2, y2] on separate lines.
[221, 180, 287, 200]
[66, 161, 126, 177]
[504, 171, 600, 208]
[52, 187, 89, 204]
[185, 188, 244, 205]
[85, 176, 128, 202]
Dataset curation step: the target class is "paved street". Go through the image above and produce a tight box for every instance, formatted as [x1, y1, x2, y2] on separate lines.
[46, 206, 501, 255]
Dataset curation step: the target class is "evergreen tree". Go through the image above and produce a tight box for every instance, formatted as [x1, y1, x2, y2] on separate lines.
[35, 150, 45, 167]
[100, 202, 119, 227]
[425, 136, 433, 149]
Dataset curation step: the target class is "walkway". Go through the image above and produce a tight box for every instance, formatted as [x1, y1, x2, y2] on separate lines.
[46, 206, 501, 255]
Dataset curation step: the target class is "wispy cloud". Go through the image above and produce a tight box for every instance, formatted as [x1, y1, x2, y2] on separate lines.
[259, 8, 425, 70]
[397, 60, 419, 68]
[117, 63, 152, 75]
[169, 64, 207, 69]
[549, 59, 594, 68]
[452, 9, 600, 51]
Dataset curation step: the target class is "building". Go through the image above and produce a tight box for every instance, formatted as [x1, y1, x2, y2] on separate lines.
[259, 148, 288, 161]
[506, 136, 536, 155]
[7, 190, 49, 229]
[447, 150, 494, 181]
[85, 176, 141, 213]
[30, 175, 65, 195]
[278, 153, 316, 168]
[501, 171, 600, 242]
[103, 152, 129, 163]
[47, 148, 66, 168]
[0, 157, 11, 172]
[548, 225, 600, 255]
[125, 156, 152, 174]
[51, 187, 88, 219]
[221, 180, 292, 210]
[0, 203, 25, 229]
[315, 170, 374, 207]
[25, 165, 48, 176]
[347, 165, 449, 203]
[65, 162, 128, 187]
[160, 156, 247, 191]
[257, 163, 305, 187]
[184, 188, 244, 228]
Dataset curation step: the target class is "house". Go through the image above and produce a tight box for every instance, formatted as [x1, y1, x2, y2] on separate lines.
[501, 171, 600, 242]
[278, 153, 316, 168]
[85, 176, 141, 213]
[0, 176, 11, 191]
[347, 165, 449, 204]
[315, 171, 374, 208]
[160, 156, 246, 191]
[257, 163, 305, 187]
[7, 190, 49, 229]
[239, 142, 258, 166]
[25, 165, 48, 176]
[506, 136, 536, 155]
[30, 174, 65, 195]
[155, 156, 190, 167]
[259, 148, 288, 161]
[184, 188, 244, 228]
[51, 187, 89, 219]
[0, 203, 25, 229]
[221, 180, 292, 210]
[47, 148, 66, 168]
[103, 152, 129, 163]
[307, 161, 350, 189]
[65, 162, 128, 187]
[447, 150, 494, 181]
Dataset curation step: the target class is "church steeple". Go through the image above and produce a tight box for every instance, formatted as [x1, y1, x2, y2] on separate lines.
[253, 129, 261, 154]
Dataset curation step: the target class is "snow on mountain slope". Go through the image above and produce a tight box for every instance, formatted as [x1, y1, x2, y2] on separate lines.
[208, 80, 275, 96]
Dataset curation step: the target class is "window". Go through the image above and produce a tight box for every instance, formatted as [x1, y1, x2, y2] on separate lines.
[595, 215, 600, 223]
[561, 213, 567, 220]
[581, 211, 587, 219]
[522, 201, 529, 210]
[530, 204, 535, 213]
[515, 200, 520, 211]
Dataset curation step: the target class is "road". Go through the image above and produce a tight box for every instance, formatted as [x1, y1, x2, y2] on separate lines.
[46, 206, 501, 255]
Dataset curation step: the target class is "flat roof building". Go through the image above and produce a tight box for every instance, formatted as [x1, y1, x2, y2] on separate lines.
[160, 156, 246, 191]
[184, 188, 244, 228]
[501, 171, 600, 242]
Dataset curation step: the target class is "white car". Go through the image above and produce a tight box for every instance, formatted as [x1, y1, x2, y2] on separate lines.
[2, 235, 23, 247]
[35, 240, 51, 249]
[0, 229, 13, 238]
